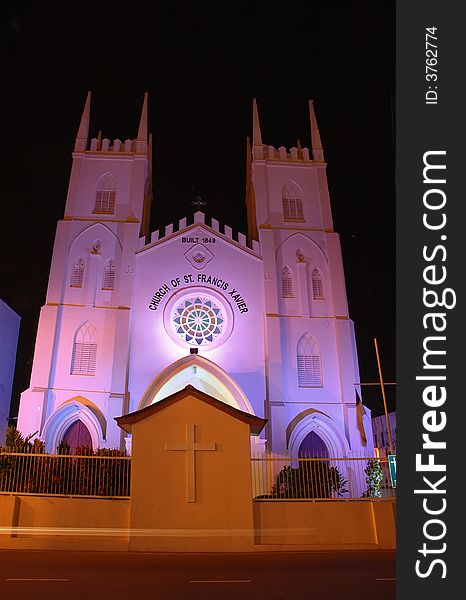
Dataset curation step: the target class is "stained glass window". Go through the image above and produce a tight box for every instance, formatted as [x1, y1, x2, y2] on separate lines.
[172, 296, 225, 347]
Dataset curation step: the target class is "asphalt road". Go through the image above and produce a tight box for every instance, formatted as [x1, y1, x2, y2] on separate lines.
[0, 549, 395, 600]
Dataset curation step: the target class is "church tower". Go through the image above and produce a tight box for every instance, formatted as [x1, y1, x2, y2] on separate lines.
[17, 93, 151, 452]
[247, 99, 370, 457]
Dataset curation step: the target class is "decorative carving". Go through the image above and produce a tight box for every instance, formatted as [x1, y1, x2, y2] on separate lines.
[192, 251, 205, 264]
[296, 248, 305, 262]
[91, 240, 102, 254]
[184, 243, 214, 270]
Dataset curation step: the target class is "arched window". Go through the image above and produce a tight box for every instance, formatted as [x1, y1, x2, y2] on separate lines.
[281, 266, 294, 298]
[282, 181, 304, 222]
[70, 257, 85, 287]
[94, 173, 116, 214]
[297, 333, 322, 387]
[312, 268, 324, 299]
[102, 258, 115, 290]
[71, 321, 98, 375]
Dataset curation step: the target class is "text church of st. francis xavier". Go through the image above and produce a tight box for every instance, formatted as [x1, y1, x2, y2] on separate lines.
[17, 93, 373, 458]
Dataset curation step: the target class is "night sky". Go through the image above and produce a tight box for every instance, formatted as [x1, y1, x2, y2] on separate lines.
[3, 2, 395, 419]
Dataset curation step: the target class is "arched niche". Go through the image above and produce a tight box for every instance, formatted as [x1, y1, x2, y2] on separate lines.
[138, 354, 254, 414]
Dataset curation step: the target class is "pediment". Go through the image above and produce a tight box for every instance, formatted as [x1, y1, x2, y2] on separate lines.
[137, 221, 260, 261]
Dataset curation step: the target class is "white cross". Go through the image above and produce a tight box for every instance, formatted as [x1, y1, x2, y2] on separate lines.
[165, 424, 217, 503]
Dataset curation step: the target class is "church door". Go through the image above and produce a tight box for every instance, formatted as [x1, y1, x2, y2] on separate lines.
[61, 420, 92, 454]
[298, 431, 329, 458]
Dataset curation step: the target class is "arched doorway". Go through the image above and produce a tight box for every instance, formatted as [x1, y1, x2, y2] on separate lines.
[61, 419, 92, 453]
[41, 399, 104, 453]
[138, 354, 253, 414]
[287, 409, 350, 458]
[298, 431, 329, 457]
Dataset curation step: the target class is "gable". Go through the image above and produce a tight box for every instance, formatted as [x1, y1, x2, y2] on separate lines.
[133, 221, 263, 320]
[116, 385, 267, 435]
[137, 221, 261, 261]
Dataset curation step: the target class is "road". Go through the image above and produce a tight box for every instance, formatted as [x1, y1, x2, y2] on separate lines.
[0, 549, 395, 599]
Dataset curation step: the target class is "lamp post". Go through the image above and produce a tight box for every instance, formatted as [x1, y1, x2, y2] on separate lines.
[374, 337, 394, 455]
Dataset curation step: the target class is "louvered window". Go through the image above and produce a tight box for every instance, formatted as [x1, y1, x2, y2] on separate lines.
[297, 333, 323, 387]
[70, 258, 85, 287]
[281, 266, 294, 298]
[94, 173, 116, 214]
[282, 181, 305, 222]
[282, 197, 304, 221]
[94, 190, 116, 214]
[102, 259, 115, 290]
[312, 268, 324, 299]
[71, 322, 97, 375]
[297, 355, 322, 386]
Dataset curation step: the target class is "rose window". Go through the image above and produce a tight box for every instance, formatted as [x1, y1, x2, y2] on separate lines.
[172, 296, 225, 346]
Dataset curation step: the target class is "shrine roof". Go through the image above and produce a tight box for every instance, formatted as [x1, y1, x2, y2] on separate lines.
[115, 384, 267, 435]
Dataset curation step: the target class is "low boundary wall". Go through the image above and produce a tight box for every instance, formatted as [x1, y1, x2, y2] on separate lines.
[253, 500, 396, 549]
[0, 495, 395, 551]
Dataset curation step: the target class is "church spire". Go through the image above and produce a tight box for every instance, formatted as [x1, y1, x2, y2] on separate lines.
[252, 98, 262, 146]
[309, 99, 324, 162]
[140, 133, 153, 239]
[135, 92, 148, 153]
[252, 98, 264, 159]
[245, 136, 258, 243]
[74, 91, 91, 152]
[137, 92, 148, 141]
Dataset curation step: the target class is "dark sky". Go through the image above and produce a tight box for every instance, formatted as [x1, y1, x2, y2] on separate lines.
[3, 1, 395, 418]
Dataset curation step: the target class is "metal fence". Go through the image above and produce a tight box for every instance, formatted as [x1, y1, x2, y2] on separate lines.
[251, 454, 396, 500]
[0, 448, 131, 498]
[1, 447, 395, 501]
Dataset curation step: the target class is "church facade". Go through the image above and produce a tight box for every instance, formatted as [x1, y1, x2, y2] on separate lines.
[17, 93, 372, 458]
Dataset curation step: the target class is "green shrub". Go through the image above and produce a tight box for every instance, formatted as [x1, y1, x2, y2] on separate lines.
[362, 459, 383, 498]
[270, 460, 348, 499]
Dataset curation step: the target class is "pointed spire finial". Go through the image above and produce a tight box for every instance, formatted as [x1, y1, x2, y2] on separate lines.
[252, 98, 263, 147]
[246, 135, 252, 156]
[245, 135, 258, 243]
[140, 132, 153, 240]
[135, 92, 148, 154]
[252, 98, 264, 159]
[137, 92, 148, 142]
[74, 91, 91, 152]
[309, 99, 324, 162]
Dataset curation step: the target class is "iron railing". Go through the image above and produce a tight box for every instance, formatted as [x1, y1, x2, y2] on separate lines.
[1, 447, 395, 501]
[0, 448, 131, 498]
[251, 454, 396, 500]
